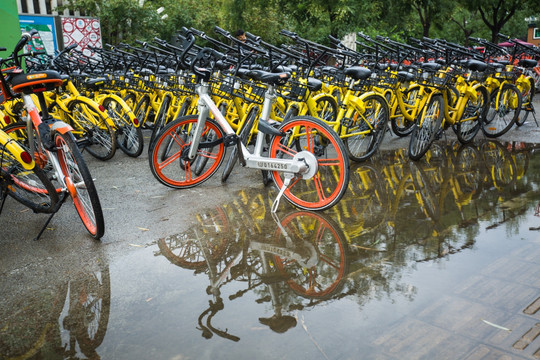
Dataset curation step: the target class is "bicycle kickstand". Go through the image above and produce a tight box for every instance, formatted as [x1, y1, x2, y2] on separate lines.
[34, 192, 68, 241]
[531, 108, 539, 127]
[0, 186, 8, 215]
[271, 174, 293, 213]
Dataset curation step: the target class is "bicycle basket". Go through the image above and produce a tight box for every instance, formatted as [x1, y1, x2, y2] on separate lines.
[277, 77, 308, 102]
[210, 74, 234, 100]
[234, 77, 266, 104]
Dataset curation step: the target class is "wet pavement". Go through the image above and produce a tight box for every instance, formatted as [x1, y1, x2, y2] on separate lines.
[2, 112, 540, 359]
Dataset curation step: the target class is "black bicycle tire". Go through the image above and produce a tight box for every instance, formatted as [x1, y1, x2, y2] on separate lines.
[482, 84, 522, 138]
[455, 85, 488, 144]
[102, 97, 144, 158]
[221, 105, 259, 183]
[54, 131, 104, 239]
[408, 94, 444, 161]
[343, 93, 389, 162]
[1, 121, 60, 213]
[67, 99, 117, 161]
[148, 115, 226, 189]
[149, 93, 172, 147]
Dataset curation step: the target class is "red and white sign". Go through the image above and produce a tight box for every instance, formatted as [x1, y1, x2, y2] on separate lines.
[61, 17, 102, 57]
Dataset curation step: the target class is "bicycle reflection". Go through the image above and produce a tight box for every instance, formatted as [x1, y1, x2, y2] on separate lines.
[0, 261, 111, 359]
[156, 209, 350, 340]
[154, 138, 540, 341]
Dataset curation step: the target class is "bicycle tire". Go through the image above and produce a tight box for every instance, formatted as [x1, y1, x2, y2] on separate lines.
[55, 131, 104, 239]
[67, 99, 117, 161]
[149, 93, 172, 147]
[268, 116, 350, 211]
[455, 85, 488, 144]
[409, 161, 440, 222]
[133, 94, 152, 128]
[408, 94, 444, 161]
[343, 93, 389, 162]
[102, 96, 143, 157]
[122, 91, 138, 111]
[282, 105, 299, 122]
[314, 94, 338, 123]
[0, 125, 59, 213]
[391, 86, 418, 137]
[516, 78, 535, 126]
[273, 211, 349, 300]
[148, 115, 226, 189]
[221, 105, 259, 183]
[482, 84, 522, 137]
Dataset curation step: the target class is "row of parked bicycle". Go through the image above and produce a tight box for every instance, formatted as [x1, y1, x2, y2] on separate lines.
[1, 26, 539, 240]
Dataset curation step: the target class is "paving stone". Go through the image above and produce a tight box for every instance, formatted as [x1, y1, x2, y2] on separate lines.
[513, 323, 540, 350]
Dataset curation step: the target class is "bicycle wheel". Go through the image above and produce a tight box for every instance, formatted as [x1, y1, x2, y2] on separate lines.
[102, 96, 143, 157]
[0, 127, 59, 213]
[268, 116, 349, 211]
[516, 78, 535, 126]
[67, 99, 117, 161]
[314, 94, 338, 123]
[408, 94, 444, 161]
[482, 84, 522, 137]
[409, 161, 440, 222]
[391, 86, 418, 137]
[273, 211, 349, 299]
[122, 91, 138, 111]
[221, 105, 259, 183]
[343, 93, 389, 162]
[133, 94, 152, 128]
[149, 93, 172, 147]
[55, 131, 104, 239]
[455, 85, 488, 144]
[148, 116, 226, 189]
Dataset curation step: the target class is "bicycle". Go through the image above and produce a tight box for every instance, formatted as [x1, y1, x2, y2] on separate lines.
[281, 31, 389, 162]
[407, 38, 489, 160]
[1, 30, 105, 239]
[148, 27, 350, 213]
[0, 125, 59, 215]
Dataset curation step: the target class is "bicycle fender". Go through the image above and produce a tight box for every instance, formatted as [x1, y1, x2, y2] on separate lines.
[0, 131, 35, 170]
[74, 95, 117, 128]
[49, 120, 74, 134]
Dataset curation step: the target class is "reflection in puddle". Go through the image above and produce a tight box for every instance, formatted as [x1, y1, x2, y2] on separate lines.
[154, 140, 540, 344]
[3, 139, 540, 358]
[0, 259, 111, 359]
[156, 210, 350, 340]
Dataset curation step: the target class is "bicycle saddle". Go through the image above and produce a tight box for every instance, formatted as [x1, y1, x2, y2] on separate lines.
[246, 70, 290, 86]
[518, 59, 538, 68]
[344, 66, 371, 80]
[11, 70, 64, 94]
[464, 59, 487, 72]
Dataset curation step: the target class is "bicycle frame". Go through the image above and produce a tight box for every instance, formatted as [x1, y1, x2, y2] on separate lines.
[21, 94, 73, 191]
[189, 81, 313, 176]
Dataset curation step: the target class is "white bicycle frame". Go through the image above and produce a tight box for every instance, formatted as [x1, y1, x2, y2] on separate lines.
[187, 79, 319, 212]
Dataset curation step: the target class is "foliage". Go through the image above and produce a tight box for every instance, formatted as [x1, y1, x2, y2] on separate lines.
[57, 0, 539, 49]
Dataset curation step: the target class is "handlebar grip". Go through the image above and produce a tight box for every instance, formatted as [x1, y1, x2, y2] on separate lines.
[0, 47, 6, 52]
[328, 35, 340, 44]
[279, 29, 296, 38]
[14, 31, 34, 54]
[190, 27, 205, 37]
[497, 33, 510, 40]
[214, 26, 230, 37]
[245, 31, 260, 42]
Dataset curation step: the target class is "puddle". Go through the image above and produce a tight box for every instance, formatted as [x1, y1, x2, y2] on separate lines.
[2, 140, 540, 359]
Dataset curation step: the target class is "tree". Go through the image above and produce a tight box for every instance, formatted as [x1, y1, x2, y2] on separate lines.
[460, 0, 534, 42]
